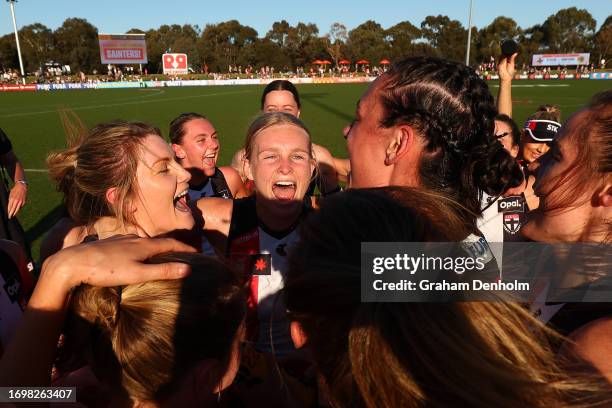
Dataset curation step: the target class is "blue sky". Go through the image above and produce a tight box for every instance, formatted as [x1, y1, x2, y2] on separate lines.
[1, 0, 609, 37]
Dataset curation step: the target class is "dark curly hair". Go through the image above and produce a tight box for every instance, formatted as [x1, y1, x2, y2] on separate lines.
[380, 56, 523, 226]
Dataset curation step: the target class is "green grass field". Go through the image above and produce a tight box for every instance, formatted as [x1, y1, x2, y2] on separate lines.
[0, 79, 609, 261]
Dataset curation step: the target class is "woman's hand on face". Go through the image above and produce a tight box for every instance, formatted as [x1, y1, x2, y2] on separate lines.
[41, 235, 196, 294]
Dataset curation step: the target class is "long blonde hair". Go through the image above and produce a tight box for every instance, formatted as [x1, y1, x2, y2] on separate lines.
[58, 253, 246, 404]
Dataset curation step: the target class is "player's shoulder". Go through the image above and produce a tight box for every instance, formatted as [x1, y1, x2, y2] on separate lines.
[219, 166, 242, 181]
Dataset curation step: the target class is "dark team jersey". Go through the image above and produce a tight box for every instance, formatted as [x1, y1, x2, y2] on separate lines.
[0, 128, 12, 155]
[226, 195, 311, 356]
[0, 129, 34, 270]
[188, 167, 232, 201]
[0, 249, 27, 351]
[189, 168, 233, 256]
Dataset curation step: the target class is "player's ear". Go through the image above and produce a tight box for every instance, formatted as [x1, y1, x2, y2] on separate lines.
[172, 143, 186, 160]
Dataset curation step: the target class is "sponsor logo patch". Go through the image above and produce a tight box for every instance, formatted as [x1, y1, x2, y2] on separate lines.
[498, 196, 525, 213]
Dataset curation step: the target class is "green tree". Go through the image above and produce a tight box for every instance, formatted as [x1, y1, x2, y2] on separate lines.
[542, 7, 596, 52]
[18, 23, 54, 72]
[421, 15, 450, 49]
[594, 15, 611, 62]
[346, 20, 388, 65]
[145, 24, 200, 73]
[266, 20, 291, 48]
[249, 38, 291, 69]
[53, 18, 99, 72]
[289, 22, 320, 67]
[325, 22, 348, 67]
[197, 20, 258, 72]
[518, 24, 546, 66]
[265, 20, 318, 69]
[385, 21, 421, 60]
[421, 15, 468, 61]
[0, 34, 18, 71]
[475, 17, 520, 62]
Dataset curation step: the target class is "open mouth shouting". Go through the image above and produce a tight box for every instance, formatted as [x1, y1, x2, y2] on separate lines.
[202, 152, 217, 169]
[174, 188, 191, 212]
[272, 180, 297, 201]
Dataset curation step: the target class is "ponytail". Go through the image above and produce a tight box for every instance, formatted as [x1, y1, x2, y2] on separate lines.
[471, 140, 524, 197]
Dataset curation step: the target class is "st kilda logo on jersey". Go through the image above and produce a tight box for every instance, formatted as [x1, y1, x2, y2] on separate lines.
[162, 53, 188, 75]
[503, 213, 521, 234]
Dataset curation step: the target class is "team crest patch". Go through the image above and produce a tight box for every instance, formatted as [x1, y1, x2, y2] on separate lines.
[249, 253, 272, 276]
[503, 213, 521, 234]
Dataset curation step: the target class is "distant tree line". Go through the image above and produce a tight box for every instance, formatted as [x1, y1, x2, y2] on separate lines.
[0, 7, 609, 74]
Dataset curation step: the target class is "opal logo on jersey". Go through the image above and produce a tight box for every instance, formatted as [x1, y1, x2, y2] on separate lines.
[162, 53, 188, 75]
[498, 196, 524, 212]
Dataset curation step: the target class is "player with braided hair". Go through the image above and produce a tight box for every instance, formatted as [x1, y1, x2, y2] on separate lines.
[344, 56, 524, 262]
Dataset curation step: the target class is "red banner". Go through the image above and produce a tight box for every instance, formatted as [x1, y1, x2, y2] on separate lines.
[0, 84, 36, 92]
[99, 34, 147, 64]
